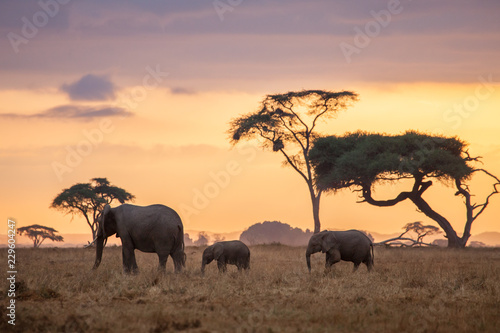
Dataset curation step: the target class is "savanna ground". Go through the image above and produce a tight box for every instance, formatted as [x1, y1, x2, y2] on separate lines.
[2, 245, 500, 332]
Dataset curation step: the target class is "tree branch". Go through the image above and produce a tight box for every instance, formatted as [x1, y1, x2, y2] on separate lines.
[310, 99, 330, 133]
[374, 237, 435, 247]
[361, 183, 413, 207]
[276, 112, 307, 152]
[276, 99, 309, 133]
[279, 148, 310, 184]
[457, 169, 500, 237]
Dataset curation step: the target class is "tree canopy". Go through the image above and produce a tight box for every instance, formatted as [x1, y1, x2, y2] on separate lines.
[310, 131, 500, 247]
[50, 177, 134, 240]
[17, 224, 64, 248]
[228, 90, 358, 233]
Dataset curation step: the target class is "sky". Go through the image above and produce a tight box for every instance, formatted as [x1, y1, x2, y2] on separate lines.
[1, 0, 500, 242]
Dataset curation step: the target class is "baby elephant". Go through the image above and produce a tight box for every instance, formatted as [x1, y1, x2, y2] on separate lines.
[201, 240, 250, 274]
[306, 230, 374, 273]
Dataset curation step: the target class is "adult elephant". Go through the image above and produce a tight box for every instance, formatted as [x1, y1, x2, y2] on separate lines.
[201, 240, 250, 274]
[306, 230, 373, 273]
[90, 204, 186, 274]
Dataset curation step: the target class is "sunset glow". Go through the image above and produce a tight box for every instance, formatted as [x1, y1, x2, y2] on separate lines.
[1, 1, 499, 244]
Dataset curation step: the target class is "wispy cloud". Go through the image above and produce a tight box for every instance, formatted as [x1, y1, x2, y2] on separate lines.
[170, 87, 197, 95]
[0, 1, 499, 90]
[61, 74, 117, 101]
[0, 105, 132, 121]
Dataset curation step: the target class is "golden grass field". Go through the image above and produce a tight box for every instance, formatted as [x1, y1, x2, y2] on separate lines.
[2, 245, 500, 332]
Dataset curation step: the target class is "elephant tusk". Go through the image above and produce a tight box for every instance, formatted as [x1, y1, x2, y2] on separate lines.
[84, 238, 97, 248]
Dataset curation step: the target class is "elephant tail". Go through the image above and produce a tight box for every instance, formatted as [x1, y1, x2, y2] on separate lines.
[177, 226, 186, 267]
[370, 243, 375, 267]
[176, 224, 185, 251]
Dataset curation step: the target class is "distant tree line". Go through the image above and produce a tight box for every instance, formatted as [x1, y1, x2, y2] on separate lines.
[184, 232, 225, 247]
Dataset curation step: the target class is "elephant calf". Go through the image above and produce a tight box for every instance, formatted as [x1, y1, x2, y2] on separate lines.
[306, 230, 374, 273]
[201, 240, 250, 274]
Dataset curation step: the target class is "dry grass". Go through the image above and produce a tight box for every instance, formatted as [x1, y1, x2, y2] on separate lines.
[2, 245, 500, 332]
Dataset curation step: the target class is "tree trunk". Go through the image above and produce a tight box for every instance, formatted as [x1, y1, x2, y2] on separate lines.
[310, 190, 321, 234]
[410, 196, 466, 248]
[446, 234, 465, 248]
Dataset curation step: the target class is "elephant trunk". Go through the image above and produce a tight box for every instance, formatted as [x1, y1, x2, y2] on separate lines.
[306, 249, 312, 273]
[93, 236, 105, 270]
[201, 260, 206, 275]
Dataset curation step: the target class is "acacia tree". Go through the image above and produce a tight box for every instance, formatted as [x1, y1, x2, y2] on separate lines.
[377, 222, 441, 247]
[310, 131, 500, 248]
[50, 177, 134, 240]
[228, 90, 358, 233]
[17, 225, 64, 248]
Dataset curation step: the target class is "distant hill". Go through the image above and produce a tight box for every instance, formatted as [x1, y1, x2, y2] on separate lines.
[470, 232, 500, 247]
[239, 221, 313, 246]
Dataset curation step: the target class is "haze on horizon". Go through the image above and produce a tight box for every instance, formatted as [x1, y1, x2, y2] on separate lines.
[1, 0, 500, 242]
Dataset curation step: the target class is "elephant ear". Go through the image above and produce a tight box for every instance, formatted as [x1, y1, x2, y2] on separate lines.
[321, 232, 337, 253]
[101, 205, 112, 238]
[213, 243, 224, 260]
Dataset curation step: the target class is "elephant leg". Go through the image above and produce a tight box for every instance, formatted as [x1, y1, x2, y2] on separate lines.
[171, 249, 185, 273]
[172, 253, 185, 273]
[157, 253, 168, 273]
[365, 258, 373, 272]
[325, 250, 341, 269]
[217, 260, 227, 273]
[236, 259, 244, 272]
[122, 246, 138, 274]
[244, 257, 250, 270]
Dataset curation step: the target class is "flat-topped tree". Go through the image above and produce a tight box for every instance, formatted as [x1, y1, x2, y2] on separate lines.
[17, 225, 64, 248]
[228, 90, 358, 233]
[51, 177, 134, 241]
[310, 131, 500, 248]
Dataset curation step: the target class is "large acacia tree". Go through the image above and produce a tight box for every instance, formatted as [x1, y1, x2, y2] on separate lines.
[51, 177, 134, 240]
[228, 90, 358, 233]
[310, 131, 500, 248]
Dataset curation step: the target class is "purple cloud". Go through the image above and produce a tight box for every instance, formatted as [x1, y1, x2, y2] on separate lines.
[0, 105, 132, 121]
[61, 74, 117, 101]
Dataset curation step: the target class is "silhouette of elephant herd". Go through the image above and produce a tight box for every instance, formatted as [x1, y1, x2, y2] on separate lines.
[88, 203, 374, 274]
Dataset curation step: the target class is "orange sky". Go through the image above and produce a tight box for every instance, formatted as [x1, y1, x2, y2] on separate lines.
[1, 1, 499, 242]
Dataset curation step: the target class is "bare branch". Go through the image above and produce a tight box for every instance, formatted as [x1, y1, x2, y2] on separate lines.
[361, 183, 413, 207]
[279, 148, 309, 184]
[276, 113, 307, 151]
